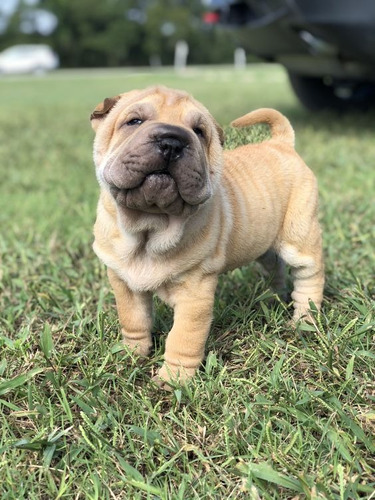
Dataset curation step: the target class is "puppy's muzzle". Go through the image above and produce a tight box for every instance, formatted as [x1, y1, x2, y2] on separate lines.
[103, 123, 211, 215]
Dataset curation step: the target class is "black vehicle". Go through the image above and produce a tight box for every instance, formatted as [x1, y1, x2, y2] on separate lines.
[205, 0, 375, 110]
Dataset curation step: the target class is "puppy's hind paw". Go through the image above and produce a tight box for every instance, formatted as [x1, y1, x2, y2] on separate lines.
[292, 301, 320, 325]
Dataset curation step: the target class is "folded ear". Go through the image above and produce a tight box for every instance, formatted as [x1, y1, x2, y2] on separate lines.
[214, 119, 225, 146]
[90, 95, 121, 131]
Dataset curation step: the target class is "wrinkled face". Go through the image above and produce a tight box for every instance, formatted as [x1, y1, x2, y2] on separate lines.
[91, 86, 224, 217]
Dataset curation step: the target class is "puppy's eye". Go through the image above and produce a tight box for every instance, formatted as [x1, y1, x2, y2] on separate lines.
[126, 118, 143, 126]
[193, 127, 205, 138]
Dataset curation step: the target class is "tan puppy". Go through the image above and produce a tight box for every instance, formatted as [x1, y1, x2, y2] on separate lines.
[90, 86, 324, 388]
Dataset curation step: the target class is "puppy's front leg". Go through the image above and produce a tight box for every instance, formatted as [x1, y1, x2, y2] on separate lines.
[107, 268, 153, 357]
[154, 274, 218, 389]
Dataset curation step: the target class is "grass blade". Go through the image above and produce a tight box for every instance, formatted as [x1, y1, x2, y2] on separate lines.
[237, 461, 303, 492]
[0, 368, 44, 396]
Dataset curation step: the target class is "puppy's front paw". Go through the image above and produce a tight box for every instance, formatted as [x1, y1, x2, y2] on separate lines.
[152, 363, 197, 391]
[123, 332, 152, 357]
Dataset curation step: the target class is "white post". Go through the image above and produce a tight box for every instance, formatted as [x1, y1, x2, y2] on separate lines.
[174, 40, 189, 71]
[234, 47, 246, 69]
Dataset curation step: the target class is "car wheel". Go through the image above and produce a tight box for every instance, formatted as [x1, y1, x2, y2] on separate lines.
[288, 72, 375, 111]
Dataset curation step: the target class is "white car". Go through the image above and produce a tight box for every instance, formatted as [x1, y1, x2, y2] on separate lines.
[0, 44, 59, 75]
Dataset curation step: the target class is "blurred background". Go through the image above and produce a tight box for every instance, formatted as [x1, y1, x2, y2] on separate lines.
[1, 0, 375, 111]
[0, 0, 236, 69]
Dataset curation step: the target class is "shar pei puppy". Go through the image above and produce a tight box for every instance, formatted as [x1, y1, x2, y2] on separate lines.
[90, 86, 324, 389]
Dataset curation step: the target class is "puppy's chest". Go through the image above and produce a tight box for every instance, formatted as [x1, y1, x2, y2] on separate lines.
[97, 236, 181, 292]
[123, 255, 175, 291]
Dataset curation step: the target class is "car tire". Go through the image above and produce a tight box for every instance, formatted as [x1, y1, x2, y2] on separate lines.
[288, 72, 375, 111]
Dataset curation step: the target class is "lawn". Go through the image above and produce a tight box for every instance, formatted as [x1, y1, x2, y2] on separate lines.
[0, 65, 374, 499]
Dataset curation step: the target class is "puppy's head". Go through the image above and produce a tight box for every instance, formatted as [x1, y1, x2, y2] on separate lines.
[90, 86, 224, 218]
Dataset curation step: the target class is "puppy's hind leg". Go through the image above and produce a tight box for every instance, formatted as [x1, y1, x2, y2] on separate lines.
[279, 189, 324, 322]
[280, 241, 324, 322]
[257, 250, 287, 301]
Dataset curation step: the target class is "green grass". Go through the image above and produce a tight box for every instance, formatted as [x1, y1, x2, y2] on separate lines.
[0, 65, 374, 499]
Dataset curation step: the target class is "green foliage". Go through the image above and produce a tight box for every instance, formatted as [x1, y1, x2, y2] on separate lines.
[143, 0, 199, 60]
[0, 0, 237, 67]
[39, 0, 146, 67]
[141, 0, 236, 65]
[0, 65, 374, 498]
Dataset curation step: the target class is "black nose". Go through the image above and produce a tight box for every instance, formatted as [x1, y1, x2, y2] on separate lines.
[158, 136, 185, 162]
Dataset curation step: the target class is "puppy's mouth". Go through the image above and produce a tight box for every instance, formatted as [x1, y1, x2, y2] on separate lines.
[103, 124, 212, 216]
[110, 171, 186, 216]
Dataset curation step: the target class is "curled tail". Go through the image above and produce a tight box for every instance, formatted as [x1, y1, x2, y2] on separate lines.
[231, 108, 295, 146]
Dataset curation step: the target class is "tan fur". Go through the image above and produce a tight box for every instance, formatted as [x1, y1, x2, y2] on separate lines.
[90, 86, 324, 389]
